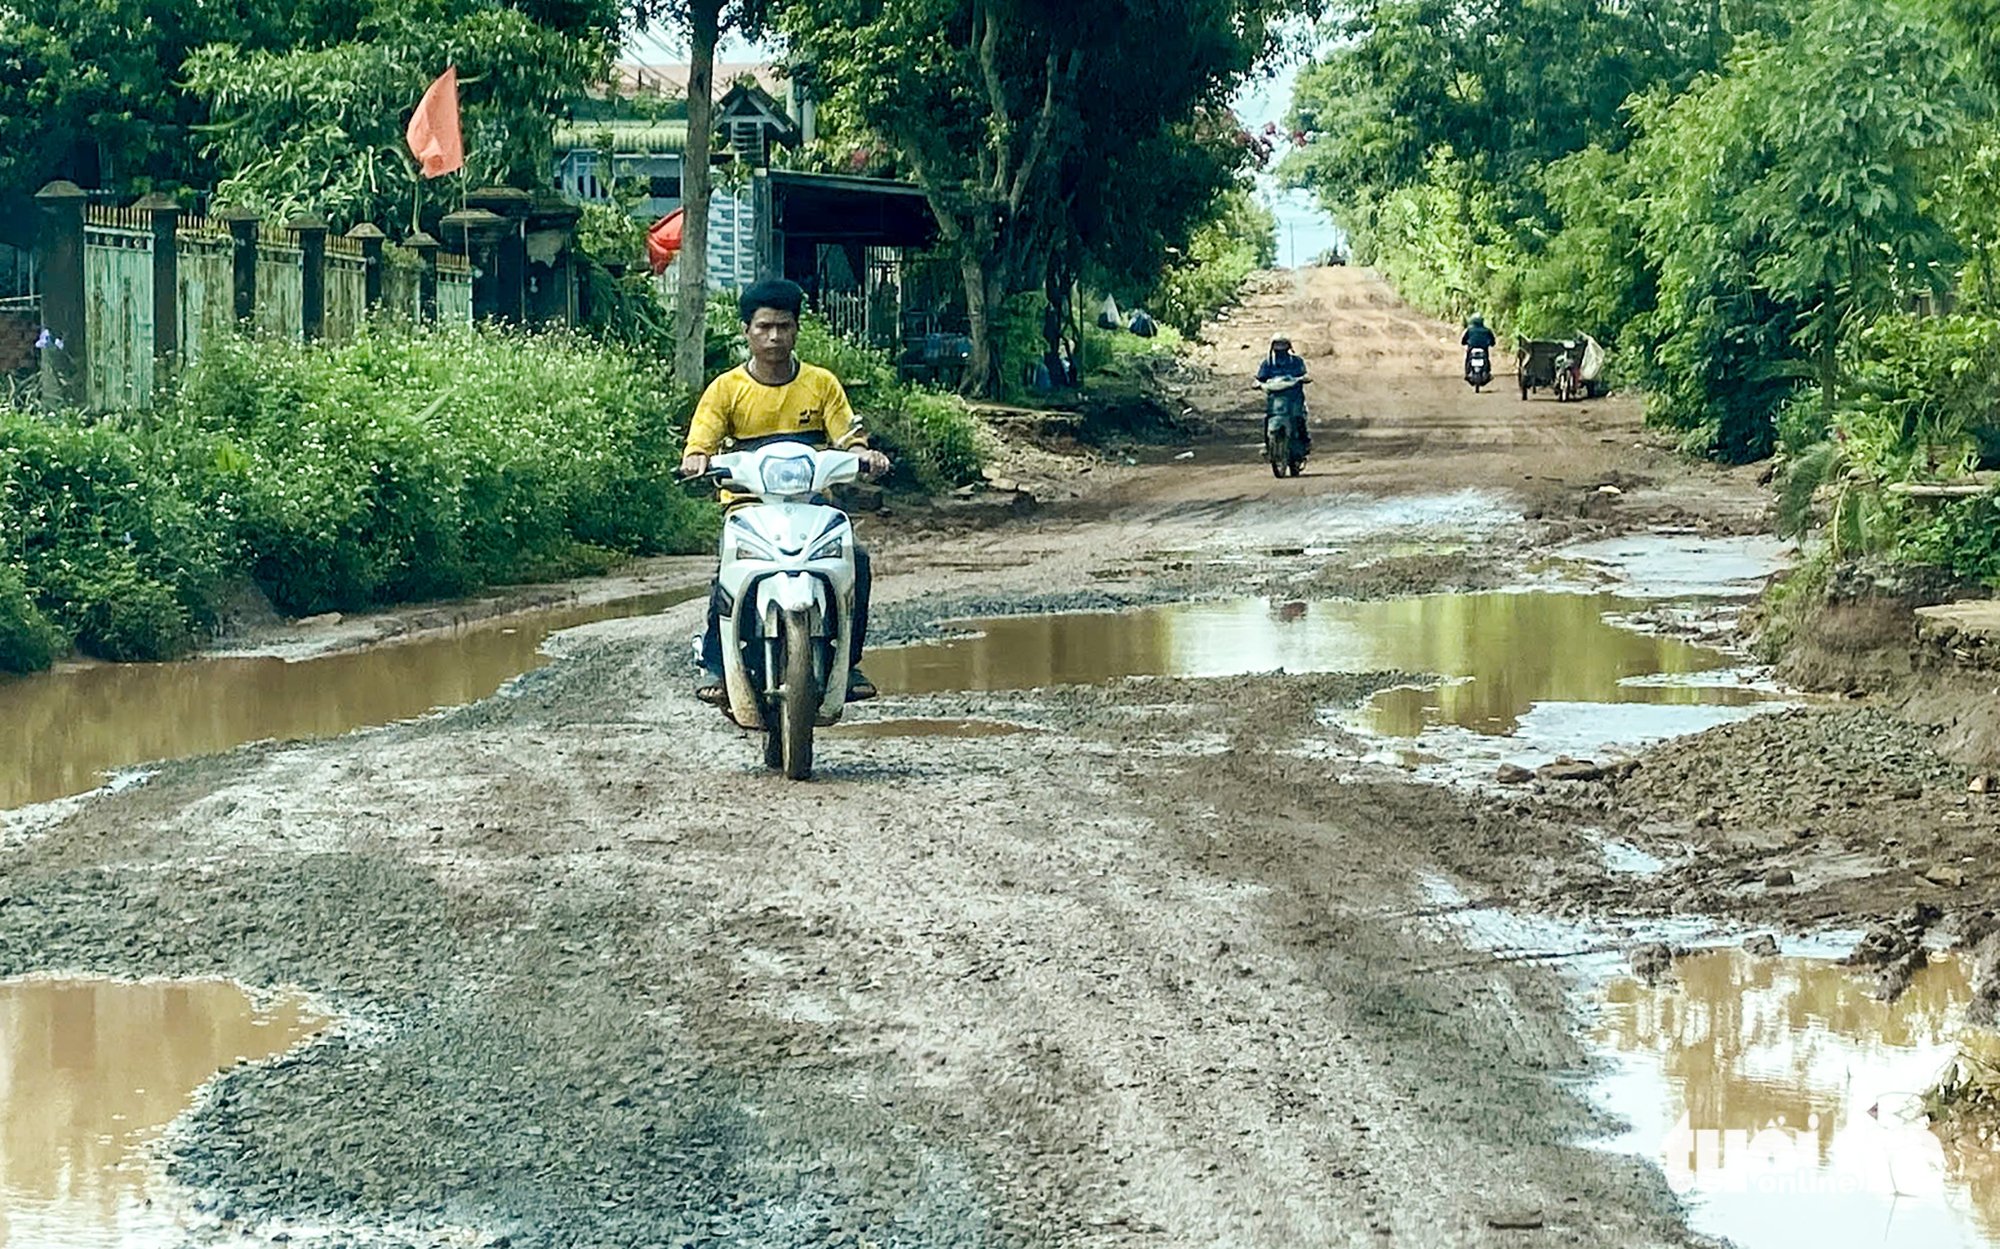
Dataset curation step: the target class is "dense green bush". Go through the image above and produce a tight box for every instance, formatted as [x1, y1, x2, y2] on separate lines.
[1079, 322, 1184, 375]
[0, 322, 720, 671]
[0, 410, 229, 660]
[1894, 492, 2000, 585]
[0, 306, 993, 677]
[1778, 313, 2000, 575]
[0, 562, 59, 673]
[1836, 314, 2000, 474]
[1150, 189, 1277, 334]
[868, 389, 985, 488]
[170, 325, 716, 615]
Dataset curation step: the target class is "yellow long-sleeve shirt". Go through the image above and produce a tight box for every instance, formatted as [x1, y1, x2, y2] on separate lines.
[683, 361, 865, 456]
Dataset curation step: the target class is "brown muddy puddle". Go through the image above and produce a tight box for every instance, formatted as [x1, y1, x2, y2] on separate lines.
[0, 590, 698, 810]
[1593, 948, 2000, 1248]
[0, 976, 327, 1245]
[868, 593, 1766, 737]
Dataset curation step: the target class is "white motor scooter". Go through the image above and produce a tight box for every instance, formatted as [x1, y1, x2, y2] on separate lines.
[703, 441, 863, 779]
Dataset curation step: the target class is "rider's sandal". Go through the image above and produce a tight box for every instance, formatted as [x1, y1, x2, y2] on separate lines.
[846, 671, 878, 702]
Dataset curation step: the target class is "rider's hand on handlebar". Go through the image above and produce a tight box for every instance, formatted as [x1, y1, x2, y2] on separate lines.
[678, 452, 710, 480]
[859, 449, 891, 478]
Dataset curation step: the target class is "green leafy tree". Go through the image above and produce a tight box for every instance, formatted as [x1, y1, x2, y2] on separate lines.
[187, 6, 603, 228]
[1076, 111, 1266, 326]
[1630, 0, 1968, 457]
[1147, 186, 1278, 334]
[1, 0, 621, 206]
[0, 0, 298, 200]
[1283, 0, 1785, 209]
[1278, 0, 1796, 337]
[1510, 144, 1653, 341]
[1932, 121, 2000, 310]
[784, 0, 1286, 395]
[629, 0, 773, 390]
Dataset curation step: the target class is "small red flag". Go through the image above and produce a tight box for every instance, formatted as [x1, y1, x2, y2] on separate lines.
[406, 66, 465, 179]
[646, 208, 685, 274]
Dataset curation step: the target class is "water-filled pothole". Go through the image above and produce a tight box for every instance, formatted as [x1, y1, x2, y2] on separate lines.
[0, 590, 698, 810]
[1594, 949, 1999, 1248]
[869, 593, 1769, 738]
[0, 976, 327, 1245]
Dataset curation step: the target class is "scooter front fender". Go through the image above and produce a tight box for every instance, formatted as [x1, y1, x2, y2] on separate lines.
[757, 572, 828, 638]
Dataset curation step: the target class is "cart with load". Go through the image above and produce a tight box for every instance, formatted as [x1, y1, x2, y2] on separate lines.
[1516, 334, 1606, 402]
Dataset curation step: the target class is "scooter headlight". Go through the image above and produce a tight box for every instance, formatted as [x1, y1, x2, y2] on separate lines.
[808, 534, 845, 562]
[762, 455, 816, 496]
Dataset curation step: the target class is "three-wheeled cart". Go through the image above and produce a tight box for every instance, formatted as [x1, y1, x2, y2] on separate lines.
[1516, 335, 1606, 401]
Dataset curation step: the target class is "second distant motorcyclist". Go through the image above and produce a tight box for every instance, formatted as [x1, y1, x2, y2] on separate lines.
[1461, 314, 1497, 390]
[1256, 336, 1310, 453]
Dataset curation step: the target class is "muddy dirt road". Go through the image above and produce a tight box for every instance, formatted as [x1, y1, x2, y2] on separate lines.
[1, 265, 1934, 1248]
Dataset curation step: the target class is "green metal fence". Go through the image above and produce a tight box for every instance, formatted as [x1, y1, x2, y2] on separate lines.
[44, 186, 566, 411]
[82, 206, 154, 409]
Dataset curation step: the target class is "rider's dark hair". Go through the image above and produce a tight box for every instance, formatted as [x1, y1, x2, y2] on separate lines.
[739, 279, 805, 324]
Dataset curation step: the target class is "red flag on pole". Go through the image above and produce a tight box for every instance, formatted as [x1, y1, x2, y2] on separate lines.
[405, 66, 464, 179]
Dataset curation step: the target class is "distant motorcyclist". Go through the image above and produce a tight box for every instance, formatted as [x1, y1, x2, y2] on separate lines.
[1255, 335, 1310, 453]
[1461, 314, 1497, 351]
[1461, 314, 1497, 391]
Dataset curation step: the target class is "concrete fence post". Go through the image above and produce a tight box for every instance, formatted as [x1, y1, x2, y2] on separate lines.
[217, 207, 260, 324]
[440, 208, 506, 322]
[290, 214, 328, 341]
[406, 231, 440, 322]
[347, 223, 387, 309]
[467, 186, 532, 324]
[134, 194, 182, 370]
[33, 180, 87, 407]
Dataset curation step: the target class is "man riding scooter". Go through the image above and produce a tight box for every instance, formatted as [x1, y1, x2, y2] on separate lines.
[680, 279, 890, 705]
[1255, 335, 1311, 456]
[1461, 314, 1497, 390]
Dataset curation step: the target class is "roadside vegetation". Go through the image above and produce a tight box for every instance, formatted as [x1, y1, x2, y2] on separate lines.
[0, 325, 716, 673]
[1283, 0, 2000, 589]
[1148, 188, 1279, 337]
[0, 305, 991, 675]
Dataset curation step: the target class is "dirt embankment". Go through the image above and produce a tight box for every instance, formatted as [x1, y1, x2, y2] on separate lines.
[5, 262, 1997, 1249]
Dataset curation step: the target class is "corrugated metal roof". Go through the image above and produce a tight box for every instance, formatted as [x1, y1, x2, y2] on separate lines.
[555, 119, 691, 154]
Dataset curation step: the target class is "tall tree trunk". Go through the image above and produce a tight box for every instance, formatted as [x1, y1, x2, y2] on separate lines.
[672, 0, 721, 391]
[958, 251, 1000, 397]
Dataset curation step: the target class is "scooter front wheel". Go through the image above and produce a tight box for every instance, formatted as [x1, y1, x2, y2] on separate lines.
[779, 610, 820, 780]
